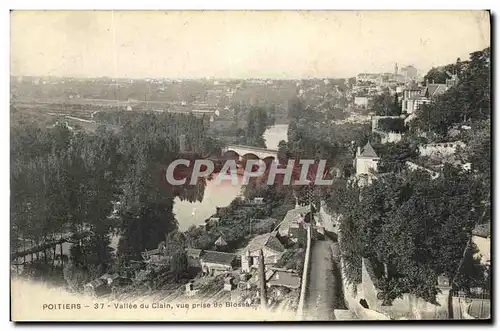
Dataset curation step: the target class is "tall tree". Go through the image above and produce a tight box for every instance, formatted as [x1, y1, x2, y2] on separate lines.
[412, 47, 490, 135]
[333, 167, 487, 303]
[372, 90, 401, 116]
[170, 250, 188, 282]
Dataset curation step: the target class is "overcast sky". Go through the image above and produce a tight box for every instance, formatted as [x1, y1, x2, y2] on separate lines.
[11, 11, 490, 79]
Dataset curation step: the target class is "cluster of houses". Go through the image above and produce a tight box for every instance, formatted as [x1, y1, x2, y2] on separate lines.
[144, 202, 320, 298]
[351, 64, 459, 129]
[351, 64, 420, 109]
[357, 137, 470, 182]
[359, 67, 461, 146]
[402, 74, 459, 123]
[351, 66, 469, 183]
[83, 200, 313, 298]
[352, 139, 469, 186]
[356, 64, 419, 85]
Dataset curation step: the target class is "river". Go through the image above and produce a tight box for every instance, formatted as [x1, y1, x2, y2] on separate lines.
[24, 124, 289, 256]
[173, 124, 289, 231]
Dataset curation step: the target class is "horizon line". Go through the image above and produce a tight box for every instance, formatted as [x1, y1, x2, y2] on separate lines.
[11, 74, 357, 80]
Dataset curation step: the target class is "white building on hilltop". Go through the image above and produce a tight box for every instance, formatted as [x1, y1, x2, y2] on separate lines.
[355, 142, 380, 176]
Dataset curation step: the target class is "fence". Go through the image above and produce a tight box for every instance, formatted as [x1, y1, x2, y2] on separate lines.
[451, 290, 491, 319]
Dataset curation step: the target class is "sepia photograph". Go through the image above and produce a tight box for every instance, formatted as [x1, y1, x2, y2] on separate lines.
[9, 10, 491, 322]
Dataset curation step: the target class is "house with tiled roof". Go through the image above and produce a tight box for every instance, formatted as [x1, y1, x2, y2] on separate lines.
[401, 87, 425, 115]
[422, 83, 448, 98]
[402, 82, 449, 115]
[200, 250, 237, 276]
[266, 269, 301, 290]
[241, 232, 285, 272]
[353, 142, 381, 187]
[277, 205, 310, 242]
[141, 241, 168, 264]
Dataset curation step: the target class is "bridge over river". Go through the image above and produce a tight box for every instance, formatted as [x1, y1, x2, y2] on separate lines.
[223, 144, 278, 160]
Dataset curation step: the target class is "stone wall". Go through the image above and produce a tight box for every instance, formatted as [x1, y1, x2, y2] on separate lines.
[338, 230, 391, 320]
[418, 141, 465, 157]
[358, 258, 451, 319]
[297, 225, 312, 319]
[405, 161, 440, 179]
[336, 231, 453, 320]
[379, 131, 403, 144]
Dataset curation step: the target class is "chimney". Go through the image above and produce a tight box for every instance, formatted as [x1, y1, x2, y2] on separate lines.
[357, 146, 361, 156]
[259, 249, 267, 309]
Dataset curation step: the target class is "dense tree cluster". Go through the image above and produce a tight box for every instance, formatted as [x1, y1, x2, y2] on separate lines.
[412, 47, 490, 136]
[286, 109, 371, 176]
[244, 106, 271, 147]
[372, 90, 401, 116]
[422, 57, 464, 84]
[376, 117, 406, 133]
[210, 103, 275, 147]
[327, 168, 488, 303]
[11, 111, 222, 287]
[373, 140, 420, 173]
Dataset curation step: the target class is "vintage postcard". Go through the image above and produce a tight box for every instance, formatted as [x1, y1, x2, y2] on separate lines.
[10, 10, 491, 321]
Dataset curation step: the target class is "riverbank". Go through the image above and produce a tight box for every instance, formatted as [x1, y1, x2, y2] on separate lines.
[174, 123, 289, 231]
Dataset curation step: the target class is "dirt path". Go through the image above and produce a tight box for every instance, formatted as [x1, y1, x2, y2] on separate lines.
[303, 239, 347, 320]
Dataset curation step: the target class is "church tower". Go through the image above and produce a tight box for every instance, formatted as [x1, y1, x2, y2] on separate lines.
[394, 63, 399, 75]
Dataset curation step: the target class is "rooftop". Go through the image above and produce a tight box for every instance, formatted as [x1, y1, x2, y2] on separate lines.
[267, 270, 301, 289]
[86, 278, 106, 288]
[424, 83, 448, 97]
[186, 248, 203, 258]
[359, 142, 379, 158]
[142, 248, 161, 258]
[245, 232, 285, 255]
[200, 250, 236, 266]
[278, 206, 310, 237]
[215, 236, 228, 246]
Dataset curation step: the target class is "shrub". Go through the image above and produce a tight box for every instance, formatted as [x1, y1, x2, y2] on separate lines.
[377, 117, 406, 133]
[63, 261, 91, 292]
